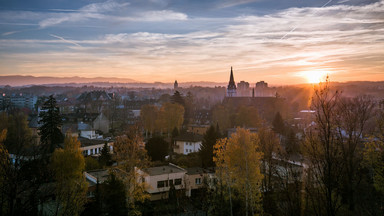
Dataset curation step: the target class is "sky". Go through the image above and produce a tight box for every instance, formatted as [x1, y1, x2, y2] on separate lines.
[0, 0, 383, 85]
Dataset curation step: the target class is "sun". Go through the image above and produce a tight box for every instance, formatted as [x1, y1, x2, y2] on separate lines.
[301, 70, 329, 84]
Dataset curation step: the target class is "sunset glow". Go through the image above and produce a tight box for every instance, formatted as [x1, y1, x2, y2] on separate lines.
[0, 0, 383, 84]
[302, 70, 329, 84]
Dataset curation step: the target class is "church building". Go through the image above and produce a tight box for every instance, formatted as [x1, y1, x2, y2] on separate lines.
[227, 67, 237, 97]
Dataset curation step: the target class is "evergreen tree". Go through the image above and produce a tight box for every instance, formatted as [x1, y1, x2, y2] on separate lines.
[38, 95, 63, 154]
[171, 91, 185, 106]
[145, 136, 169, 161]
[272, 112, 285, 134]
[102, 173, 128, 216]
[200, 125, 219, 167]
[99, 142, 111, 167]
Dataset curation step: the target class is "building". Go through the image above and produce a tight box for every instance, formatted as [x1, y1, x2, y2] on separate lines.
[185, 167, 215, 197]
[174, 80, 178, 90]
[0, 93, 37, 111]
[136, 163, 187, 201]
[237, 81, 250, 97]
[227, 67, 237, 97]
[78, 137, 113, 156]
[173, 133, 203, 155]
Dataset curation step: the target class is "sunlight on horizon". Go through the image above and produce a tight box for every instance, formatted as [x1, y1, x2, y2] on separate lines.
[300, 70, 330, 84]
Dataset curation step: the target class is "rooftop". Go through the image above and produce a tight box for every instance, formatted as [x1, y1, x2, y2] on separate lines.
[144, 163, 186, 176]
[174, 133, 203, 142]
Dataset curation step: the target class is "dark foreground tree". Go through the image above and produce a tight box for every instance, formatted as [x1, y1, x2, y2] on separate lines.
[200, 125, 220, 168]
[99, 143, 112, 167]
[39, 95, 63, 154]
[103, 173, 127, 216]
[145, 136, 169, 161]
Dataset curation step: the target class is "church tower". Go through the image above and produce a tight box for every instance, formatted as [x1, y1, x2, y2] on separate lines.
[227, 67, 237, 97]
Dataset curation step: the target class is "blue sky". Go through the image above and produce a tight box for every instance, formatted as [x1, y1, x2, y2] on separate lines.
[0, 0, 383, 84]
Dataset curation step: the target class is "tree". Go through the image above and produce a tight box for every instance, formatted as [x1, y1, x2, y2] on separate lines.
[303, 79, 343, 216]
[213, 128, 263, 216]
[145, 136, 169, 161]
[157, 103, 184, 137]
[99, 142, 111, 167]
[258, 127, 280, 214]
[235, 106, 260, 128]
[102, 172, 128, 216]
[113, 126, 150, 214]
[171, 91, 185, 106]
[0, 129, 9, 215]
[200, 125, 220, 168]
[212, 105, 231, 133]
[140, 104, 158, 138]
[39, 95, 63, 154]
[272, 111, 285, 134]
[335, 96, 374, 211]
[51, 135, 88, 216]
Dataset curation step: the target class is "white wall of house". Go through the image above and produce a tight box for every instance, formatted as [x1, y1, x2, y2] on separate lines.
[174, 141, 202, 155]
[81, 142, 113, 156]
[80, 130, 97, 139]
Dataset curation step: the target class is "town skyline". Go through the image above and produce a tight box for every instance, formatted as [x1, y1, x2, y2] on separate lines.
[1, 0, 384, 85]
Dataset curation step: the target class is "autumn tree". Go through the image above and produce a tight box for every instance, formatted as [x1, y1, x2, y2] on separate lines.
[51, 135, 88, 216]
[145, 136, 169, 161]
[0, 129, 9, 215]
[140, 104, 158, 138]
[113, 125, 150, 214]
[157, 103, 184, 137]
[39, 95, 63, 154]
[235, 106, 260, 128]
[212, 105, 231, 133]
[213, 128, 263, 216]
[199, 125, 220, 168]
[0, 112, 44, 215]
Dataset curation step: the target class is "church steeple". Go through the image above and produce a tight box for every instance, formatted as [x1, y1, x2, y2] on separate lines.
[227, 66, 237, 97]
[229, 67, 235, 84]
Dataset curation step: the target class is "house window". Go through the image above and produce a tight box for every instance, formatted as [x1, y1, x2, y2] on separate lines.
[141, 177, 145, 183]
[195, 178, 202, 185]
[169, 179, 173, 186]
[91, 149, 94, 155]
[175, 178, 182, 185]
[157, 180, 169, 188]
[157, 181, 165, 188]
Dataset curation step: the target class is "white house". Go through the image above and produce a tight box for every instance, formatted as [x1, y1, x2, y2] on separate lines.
[78, 137, 113, 156]
[173, 133, 203, 155]
[136, 163, 187, 201]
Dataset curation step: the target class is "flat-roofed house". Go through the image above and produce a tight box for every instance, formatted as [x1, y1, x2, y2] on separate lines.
[136, 163, 187, 201]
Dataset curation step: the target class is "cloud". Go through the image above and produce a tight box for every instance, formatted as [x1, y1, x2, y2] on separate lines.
[39, 0, 129, 28]
[2, 31, 20, 36]
[1, 0, 383, 83]
[49, 34, 82, 47]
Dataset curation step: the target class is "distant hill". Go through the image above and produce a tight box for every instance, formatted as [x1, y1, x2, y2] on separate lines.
[0, 75, 137, 87]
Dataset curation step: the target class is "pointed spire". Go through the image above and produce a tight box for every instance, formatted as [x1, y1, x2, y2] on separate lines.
[229, 66, 234, 83]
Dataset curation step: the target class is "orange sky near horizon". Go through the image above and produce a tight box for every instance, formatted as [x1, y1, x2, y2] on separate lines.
[0, 0, 383, 85]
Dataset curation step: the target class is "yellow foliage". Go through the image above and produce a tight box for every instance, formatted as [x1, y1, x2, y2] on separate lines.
[214, 128, 264, 214]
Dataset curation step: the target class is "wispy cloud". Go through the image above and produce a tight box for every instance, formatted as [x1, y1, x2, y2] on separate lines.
[0, 0, 383, 83]
[39, 0, 129, 28]
[49, 34, 82, 47]
[2, 31, 20, 36]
